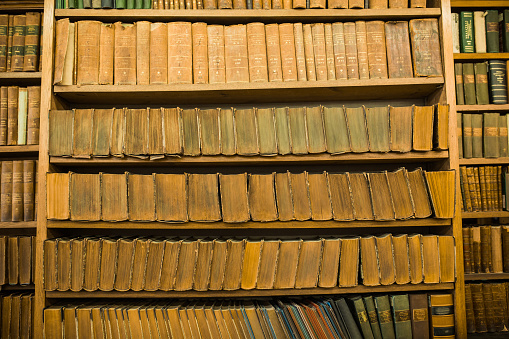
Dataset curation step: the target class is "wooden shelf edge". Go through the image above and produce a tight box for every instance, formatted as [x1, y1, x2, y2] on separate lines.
[0, 221, 37, 229]
[453, 53, 509, 60]
[451, 0, 508, 7]
[456, 104, 509, 112]
[0, 145, 39, 154]
[0, 72, 42, 79]
[45, 282, 455, 298]
[462, 211, 509, 219]
[464, 273, 509, 281]
[47, 218, 452, 230]
[50, 151, 449, 166]
[459, 157, 509, 165]
[0, 284, 35, 291]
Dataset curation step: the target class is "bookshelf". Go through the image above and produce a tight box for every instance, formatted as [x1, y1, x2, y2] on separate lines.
[34, 0, 465, 338]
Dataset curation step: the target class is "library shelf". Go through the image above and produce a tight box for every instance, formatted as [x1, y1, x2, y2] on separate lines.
[464, 273, 509, 281]
[45, 282, 455, 299]
[0, 145, 39, 155]
[0, 4, 43, 10]
[0, 221, 37, 229]
[0, 284, 35, 291]
[47, 219, 451, 230]
[0, 72, 42, 85]
[459, 157, 509, 166]
[50, 151, 449, 167]
[453, 53, 509, 60]
[451, 0, 508, 7]
[53, 78, 445, 105]
[462, 211, 509, 219]
[456, 104, 509, 112]
[54, 8, 441, 22]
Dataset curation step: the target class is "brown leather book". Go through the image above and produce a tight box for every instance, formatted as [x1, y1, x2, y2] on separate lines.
[470, 283, 487, 332]
[409, 19, 442, 77]
[224, 24, 249, 83]
[125, 108, 149, 158]
[220, 173, 249, 223]
[26, 86, 40, 145]
[188, 173, 221, 222]
[182, 108, 200, 156]
[438, 236, 455, 282]
[464, 284, 476, 333]
[207, 25, 226, 84]
[0, 87, 8, 145]
[114, 22, 137, 85]
[349, 172, 374, 220]
[387, 168, 415, 220]
[480, 225, 492, 273]
[44, 239, 58, 290]
[7, 236, 18, 284]
[311, 23, 328, 81]
[46, 172, 70, 220]
[491, 283, 506, 331]
[306, 106, 326, 153]
[408, 294, 429, 338]
[76, 21, 101, 85]
[339, 237, 360, 287]
[223, 238, 244, 290]
[273, 239, 301, 289]
[331, 23, 347, 80]
[307, 172, 332, 221]
[368, 171, 396, 221]
[0, 161, 11, 221]
[257, 239, 280, 289]
[128, 174, 155, 221]
[149, 22, 168, 85]
[369, 0, 386, 7]
[421, 235, 439, 283]
[406, 168, 432, 218]
[329, 0, 347, 7]
[159, 239, 181, 291]
[0, 236, 5, 285]
[11, 160, 23, 222]
[220, 108, 235, 155]
[290, 172, 312, 221]
[194, 239, 214, 291]
[246, 23, 268, 83]
[390, 106, 413, 152]
[70, 238, 84, 291]
[355, 21, 369, 80]
[241, 238, 263, 290]
[408, 233, 423, 283]
[23, 12, 40, 71]
[317, 238, 340, 288]
[110, 108, 125, 157]
[257, 108, 277, 155]
[385, 21, 413, 78]
[98, 23, 114, 85]
[249, 173, 277, 222]
[161, 108, 182, 155]
[483, 284, 496, 332]
[199, 108, 220, 155]
[72, 109, 93, 158]
[57, 239, 71, 290]
[175, 239, 199, 291]
[410, 0, 425, 6]
[471, 226, 481, 273]
[18, 233, 32, 281]
[11, 15, 26, 72]
[463, 227, 472, 274]
[136, 21, 150, 85]
[6, 15, 13, 72]
[70, 173, 100, 221]
[293, 23, 307, 81]
[83, 238, 101, 291]
[279, 23, 298, 82]
[0, 15, 8, 72]
[235, 108, 259, 155]
[360, 235, 380, 286]
[302, 24, 317, 81]
[148, 108, 164, 159]
[424, 170, 455, 219]
[233, 0, 247, 8]
[204, 0, 218, 8]
[324, 23, 336, 80]
[433, 104, 449, 150]
[98, 237, 117, 291]
[44, 306, 63, 338]
[366, 21, 388, 79]
[7, 86, 18, 145]
[192, 22, 208, 84]
[328, 173, 355, 221]
[275, 172, 294, 221]
[491, 226, 503, 273]
[392, 234, 410, 284]
[100, 173, 128, 221]
[295, 239, 322, 288]
[343, 22, 359, 79]
[155, 174, 188, 222]
[209, 239, 227, 290]
[265, 24, 283, 82]
[376, 234, 396, 285]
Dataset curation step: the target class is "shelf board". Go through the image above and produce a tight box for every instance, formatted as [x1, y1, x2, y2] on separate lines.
[54, 78, 444, 105]
[0, 4, 44, 10]
[45, 282, 454, 298]
[0, 72, 42, 85]
[0, 144, 39, 156]
[454, 53, 509, 60]
[462, 211, 509, 219]
[0, 284, 35, 291]
[456, 104, 509, 112]
[54, 8, 441, 23]
[459, 157, 509, 165]
[451, 0, 508, 7]
[464, 273, 509, 281]
[47, 218, 451, 230]
[0, 221, 37, 229]
[50, 151, 449, 167]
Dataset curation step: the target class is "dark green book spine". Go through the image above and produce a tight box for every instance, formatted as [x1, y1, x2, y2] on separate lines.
[135, 0, 143, 8]
[489, 60, 508, 104]
[116, 0, 126, 7]
[374, 295, 396, 339]
[458, 113, 463, 158]
[463, 113, 473, 158]
[68, 0, 76, 8]
[504, 10, 509, 52]
[336, 298, 363, 339]
[485, 10, 500, 53]
[460, 11, 475, 53]
[55, 0, 62, 8]
[102, 0, 114, 7]
[127, 0, 135, 8]
[474, 62, 490, 105]
[349, 297, 375, 339]
[77, 0, 84, 8]
[363, 296, 383, 339]
[483, 112, 500, 158]
[390, 295, 412, 339]
[471, 114, 483, 158]
[462, 63, 476, 105]
[455, 63, 465, 105]
[143, 0, 151, 8]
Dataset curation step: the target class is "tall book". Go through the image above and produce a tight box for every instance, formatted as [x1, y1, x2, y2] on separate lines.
[224, 24, 249, 83]
[474, 62, 489, 105]
[460, 12, 475, 53]
[473, 11, 486, 53]
[485, 10, 499, 53]
[409, 19, 442, 77]
[168, 22, 193, 84]
[77, 21, 101, 85]
[455, 63, 465, 105]
[488, 60, 508, 104]
[246, 22, 268, 83]
[366, 21, 388, 79]
[385, 21, 413, 78]
[23, 12, 40, 71]
[11, 15, 25, 72]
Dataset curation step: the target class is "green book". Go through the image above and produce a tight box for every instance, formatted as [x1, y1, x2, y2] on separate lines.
[374, 295, 396, 339]
[127, 0, 135, 8]
[116, 0, 126, 8]
[488, 60, 508, 104]
[256, 108, 277, 156]
[390, 295, 412, 339]
[455, 63, 465, 105]
[349, 296, 375, 339]
[77, 0, 84, 8]
[235, 108, 259, 155]
[306, 106, 326, 154]
[288, 107, 308, 155]
[504, 10, 509, 52]
[462, 63, 476, 105]
[6, 18, 13, 70]
[92, 0, 101, 7]
[457, 113, 463, 158]
[460, 11, 475, 53]
[335, 298, 363, 339]
[483, 112, 500, 158]
[345, 106, 369, 153]
[17, 88, 27, 145]
[363, 296, 383, 339]
[68, 0, 75, 8]
[219, 108, 235, 156]
[365, 106, 390, 153]
[181, 108, 200, 156]
[474, 62, 489, 105]
[323, 106, 350, 154]
[143, 0, 152, 7]
[462, 113, 472, 158]
[499, 115, 508, 157]
[485, 10, 499, 53]
[274, 107, 291, 155]
[135, 0, 143, 8]
[471, 113, 483, 158]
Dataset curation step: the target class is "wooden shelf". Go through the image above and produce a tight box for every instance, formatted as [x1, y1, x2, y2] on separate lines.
[50, 151, 449, 167]
[53, 78, 444, 105]
[47, 218, 451, 230]
[459, 157, 509, 165]
[0, 4, 43, 10]
[456, 104, 509, 112]
[462, 211, 509, 218]
[0, 72, 42, 85]
[451, 0, 508, 7]
[454, 53, 509, 60]
[45, 282, 454, 298]
[464, 273, 509, 281]
[0, 284, 35, 291]
[0, 144, 38, 156]
[0, 221, 37, 229]
[54, 8, 441, 23]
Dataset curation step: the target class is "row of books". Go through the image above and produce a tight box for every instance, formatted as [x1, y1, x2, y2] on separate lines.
[459, 166, 504, 213]
[463, 225, 509, 274]
[1, 293, 34, 339]
[46, 168, 455, 223]
[465, 283, 509, 333]
[0, 13, 43, 72]
[0, 160, 37, 222]
[452, 10, 509, 54]
[43, 234, 455, 292]
[55, 0, 429, 9]
[44, 294, 453, 339]
[454, 61, 508, 105]
[0, 86, 40, 146]
[458, 112, 508, 159]
[49, 104, 449, 159]
[53, 19, 442, 86]
[0, 236, 34, 286]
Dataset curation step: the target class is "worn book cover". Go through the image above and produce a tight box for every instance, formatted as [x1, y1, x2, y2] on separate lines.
[409, 19, 443, 77]
[101, 173, 128, 221]
[307, 172, 332, 221]
[188, 173, 221, 222]
[220, 173, 249, 223]
[199, 108, 220, 155]
[235, 108, 259, 155]
[128, 174, 155, 221]
[246, 22, 268, 82]
[349, 172, 374, 220]
[323, 106, 350, 154]
[70, 173, 100, 221]
[249, 173, 277, 222]
[345, 106, 369, 152]
[385, 21, 413, 78]
[155, 173, 188, 222]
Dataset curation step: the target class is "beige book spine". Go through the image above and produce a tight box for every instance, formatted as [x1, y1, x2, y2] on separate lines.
[114, 22, 137, 85]
[149, 23, 168, 85]
[311, 23, 328, 81]
[344, 22, 359, 79]
[265, 24, 283, 82]
[98, 24, 114, 85]
[246, 22, 268, 83]
[279, 23, 298, 82]
[224, 24, 249, 83]
[293, 23, 307, 81]
[332, 22, 347, 80]
[168, 22, 193, 84]
[302, 24, 317, 81]
[366, 21, 388, 79]
[192, 22, 209, 84]
[355, 21, 369, 80]
[136, 21, 150, 86]
[77, 21, 101, 85]
[324, 23, 336, 80]
[207, 25, 226, 84]
[53, 19, 70, 85]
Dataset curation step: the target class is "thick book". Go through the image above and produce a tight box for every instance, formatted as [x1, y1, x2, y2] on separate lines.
[473, 11, 486, 53]
[70, 173, 100, 221]
[187, 174, 221, 222]
[474, 62, 489, 105]
[148, 108, 164, 159]
[412, 105, 434, 151]
[207, 25, 226, 83]
[235, 108, 259, 155]
[280, 23, 298, 81]
[91, 109, 113, 157]
[425, 170, 456, 218]
[23, 160, 35, 221]
[363, 296, 383, 339]
[224, 24, 249, 83]
[406, 168, 432, 218]
[219, 173, 249, 223]
[374, 295, 396, 339]
[323, 106, 350, 154]
[274, 107, 291, 155]
[306, 106, 326, 154]
[312, 23, 328, 81]
[114, 22, 137, 85]
[11, 161, 23, 222]
[223, 238, 244, 290]
[366, 106, 390, 152]
[328, 173, 355, 221]
[366, 21, 388, 79]
[433, 104, 449, 150]
[344, 22, 359, 79]
[199, 108, 220, 155]
[149, 22, 168, 85]
[408, 234, 423, 283]
[290, 172, 312, 221]
[293, 23, 308, 81]
[429, 294, 455, 339]
[360, 236, 380, 286]
[460, 12, 475, 53]
[136, 21, 150, 85]
[162, 108, 183, 156]
[349, 172, 374, 220]
[125, 108, 149, 158]
[219, 108, 235, 155]
[318, 238, 340, 288]
[72, 109, 93, 158]
[376, 234, 396, 285]
[488, 60, 508, 104]
[389, 106, 412, 153]
[288, 107, 308, 154]
[294, 238, 322, 289]
[355, 21, 369, 80]
[462, 63, 476, 105]
[387, 168, 414, 220]
[273, 239, 301, 289]
[76, 21, 101, 85]
[194, 238, 214, 291]
[249, 173, 277, 222]
[101, 173, 128, 221]
[408, 294, 430, 338]
[98, 23, 114, 85]
[192, 22, 208, 84]
[331, 22, 348, 79]
[11, 15, 26, 72]
[23, 12, 40, 72]
[485, 10, 499, 53]
[455, 63, 465, 105]
[338, 237, 360, 287]
[127, 174, 155, 221]
[274, 171, 294, 221]
[368, 172, 395, 221]
[246, 22, 268, 83]
[409, 19, 442, 77]
[483, 112, 500, 158]
[155, 174, 188, 222]
[174, 239, 199, 291]
[390, 295, 412, 339]
[182, 108, 200, 156]
[168, 22, 192, 84]
[46, 172, 70, 220]
[303, 24, 317, 81]
[307, 172, 332, 220]
[7, 86, 18, 145]
[385, 21, 413, 78]
[256, 108, 277, 155]
[257, 239, 280, 289]
[209, 239, 227, 290]
[345, 106, 369, 153]
[392, 234, 410, 284]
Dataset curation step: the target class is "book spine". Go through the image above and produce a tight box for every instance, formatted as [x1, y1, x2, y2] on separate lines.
[12, 160, 23, 222]
[323, 23, 336, 81]
[114, 22, 136, 85]
[11, 15, 26, 72]
[355, 21, 369, 80]
[207, 25, 226, 84]
[0, 87, 7, 146]
[98, 24, 114, 85]
[6, 16, 13, 71]
[457, 113, 463, 158]
[38, 16, 43, 72]
[463, 227, 472, 273]
[483, 113, 500, 158]
[102, 0, 115, 7]
[474, 62, 489, 105]
[7, 86, 18, 146]
[429, 295, 456, 338]
[302, 24, 316, 81]
[293, 23, 307, 81]
[466, 167, 478, 211]
[204, 0, 217, 9]
[192, 22, 209, 84]
[328, 0, 346, 8]
[499, 116, 508, 157]
[0, 15, 8, 72]
[1, 161, 12, 222]
[473, 11, 486, 53]
[17, 87, 27, 145]
[460, 12, 475, 53]
[331, 22, 347, 80]
[503, 227, 509, 272]
[366, 21, 388, 79]
[462, 63, 476, 105]
[279, 23, 298, 82]
[460, 167, 472, 211]
[479, 166, 487, 211]
[488, 60, 508, 104]
[26, 86, 40, 145]
[409, 19, 442, 77]
[391, 295, 412, 339]
[246, 23, 268, 83]
[410, 0, 425, 7]
[233, 0, 247, 9]
[452, 13, 460, 53]
[23, 160, 35, 221]
[385, 21, 413, 78]
[504, 10, 509, 52]
[343, 22, 359, 79]
[471, 283, 488, 332]
[311, 23, 327, 81]
[136, 21, 150, 86]
[485, 10, 500, 53]
[471, 114, 483, 158]
[455, 63, 465, 105]
[23, 12, 40, 72]
[223, 24, 249, 83]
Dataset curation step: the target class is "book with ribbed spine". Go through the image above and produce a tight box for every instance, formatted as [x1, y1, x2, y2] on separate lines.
[474, 62, 489, 105]
[460, 12, 475, 53]
[488, 60, 508, 104]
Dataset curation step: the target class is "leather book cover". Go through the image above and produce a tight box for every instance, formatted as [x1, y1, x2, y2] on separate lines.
[149, 22, 168, 85]
[10, 15, 25, 72]
[275, 171, 294, 221]
[274, 239, 301, 289]
[46, 172, 70, 220]
[349, 172, 374, 220]
[409, 19, 443, 77]
[306, 106, 326, 153]
[0, 15, 8, 72]
[288, 107, 308, 154]
[219, 173, 249, 223]
[100, 173, 128, 221]
[0, 87, 7, 145]
[209, 239, 227, 290]
[249, 173, 277, 222]
[408, 294, 429, 338]
[389, 106, 412, 153]
[331, 22, 348, 80]
[199, 108, 220, 155]
[480, 225, 492, 272]
[98, 23, 114, 85]
[193, 238, 214, 291]
[390, 295, 412, 339]
[279, 23, 298, 81]
[470, 283, 487, 332]
[235, 108, 259, 155]
[355, 21, 369, 79]
[154, 173, 188, 222]
[0, 236, 5, 285]
[433, 103, 449, 150]
[368, 172, 396, 221]
[7, 236, 18, 285]
[503, 226, 509, 272]
[98, 237, 117, 291]
[323, 106, 350, 154]
[348, 296, 375, 339]
[246, 22, 268, 83]
[343, 22, 359, 79]
[324, 23, 336, 80]
[338, 237, 360, 287]
[135, 21, 150, 85]
[485, 10, 499, 53]
[207, 25, 226, 84]
[69, 173, 100, 221]
[387, 168, 415, 220]
[465, 167, 478, 211]
[224, 24, 249, 83]
[408, 233, 423, 283]
[6, 16, 13, 71]
[302, 24, 317, 81]
[474, 62, 489, 104]
[256, 108, 277, 155]
[429, 294, 455, 338]
[366, 106, 390, 152]
[76, 21, 101, 85]
[241, 239, 263, 290]
[83, 237, 101, 291]
[290, 172, 312, 221]
[22, 160, 35, 221]
[274, 107, 291, 155]
[220, 108, 235, 155]
[174, 239, 199, 291]
[159, 239, 182, 291]
[11, 160, 23, 222]
[1, 161, 12, 221]
[369, 0, 386, 8]
[162, 107, 182, 155]
[124, 108, 149, 157]
[374, 295, 396, 339]
[26, 86, 40, 146]
[293, 23, 308, 81]
[182, 108, 200, 156]
[462, 227, 472, 273]
[385, 21, 413, 78]
[491, 283, 507, 331]
[328, 173, 355, 221]
[392, 234, 410, 284]
[406, 168, 432, 218]
[257, 239, 279, 289]
[455, 63, 465, 105]
[127, 174, 155, 221]
[360, 235, 380, 286]
[462, 63, 476, 105]
[438, 236, 456, 282]
[187, 173, 221, 222]
[345, 106, 369, 153]
[72, 108, 93, 158]
[307, 172, 332, 220]
[265, 24, 283, 82]
[412, 105, 434, 151]
[366, 21, 388, 79]
[148, 108, 163, 159]
[23, 12, 40, 71]
[483, 112, 500, 158]
[311, 23, 327, 81]
[460, 167, 472, 211]
[192, 22, 208, 84]
[168, 22, 192, 84]
[7, 86, 18, 145]
[223, 239, 244, 290]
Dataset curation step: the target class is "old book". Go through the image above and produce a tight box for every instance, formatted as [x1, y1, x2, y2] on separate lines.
[158, 239, 181, 291]
[306, 106, 326, 153]
[338, 237, 360, 287]
[302, 24, 317, 81]
[484, 112, 500, 158]
[223, 238, 244, 290]
[343, 22, 359, 79]
[317, 238, 340, 288]
[408, 234, 423, 283]
[207, 25, 226, 84]
[101, 173, 128, 221]
[193, 238, 214, 291]
[128, 174, 155, 221]
[290, 172, 312, 221]
[375, 234, 396, 285]
[390, 106, 413, 152]
[425, 170, 455, 218]
[288, 107, 308, 154]
[249, 173, 277, 222]
[385, 21, 413, 78]
[428, 294, 455, 338]
[349, 172, 374, 220]
[192, 22, 208, 84]
[499, 116, 508, 157]
[241, 238, 262, 290]
[360, 236, 380, 286]
[392, 234, 410, 284]
[480, 226, 492, 272]
[355, 21, 369, 79]
[323, 106, 350, 154]
[257, 239, 280, 289]
[474, 62, 489, 104]
[98, 237, 117, 291]
[483, 10, 499, 53]
[406, 168, 431, 218]
[295, 239, 322, 288]
[114, 22, 137, 85]
[256, 108, 277, 155]
[265, 23, 283, 82]
[188, 173, 221, 222]
[363, 296, 383, 339]
[7, 86, 18, 145]
[455, 63, 465, 105]
[345, 107, 369, 152]
[0, 87, 7, 145]
[83, 238, 101, 291]
[110, 108, 125, 157]
[438, 236, 455, 282]
[0, 15, 8, 71]
[365, 21, 388, 79]
[16, 87, 27, 145]
[471, 114, 483, 158]
[209, 239, 227, 290]
[279, 23, 298, 81]
[23, 12, 40, 71]
[98, 23, 114, 85]
[10, 15, 25, 72]
[433, 104, 449, 150]
[273, 107, 291, 155]
[235, 108, 259, 155]
[390, 295, 412, 339]
[331, 22, 347, 80]
[44, 307, 63, 339]
[174, 239, 199, 291]
[168, 22, 192, 84]
[366, 106, 390, 152]
[457, 114, 463, 159]
[11, 161, 23, 222]
[149, 22, 168, 84]
[368, 172, 395, 221]
[421, 235, 440, 283]
[307, 172, 332, 221]
[328, 173, 355, 221]
[409, 19, 442, 77]
[408, 294, 430, 338]
[311, 23, 327, 81]
[462, 63, 476, 105]
[199, 108, 220, 155]
[148, 108, 164, 159]
[182, 108, 200, 156]
[135, 21, 150, 85]
[76, 21, 101, 85]
[44, 239, 58, 290]
[274, 239, 301, 289]
[488, 60, 508, 104]
[387, 168, 414, 219]
[7, 236, 18, 284]
[274, 172, 294, 221]
[155, 174, 188, 222]
[72, 109, 93, 158]
[46, 172, 70, 220]
[491, 226, 503, 273]
[374, 295, 396, 339]
[412, 105, 434, 151]
[219, 108, 235, 155]
[70, 173, 100, 221]
[91, 109, 113, 157]
[246, 22, 268, 82]
[224, 24, 249, 83]
[125, 108, 149, 157]
[70, 238, 84, 291]
[162, 108, 182, 155]
[220, 173, 249, 223]
[293, 23, 308, 81]
[23, 160, 35, 221]
[369, 0, 386, 8]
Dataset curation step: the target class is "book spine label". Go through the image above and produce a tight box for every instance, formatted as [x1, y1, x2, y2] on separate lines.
[460, 12, 475, 53]
[11, 15, 26, 72]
